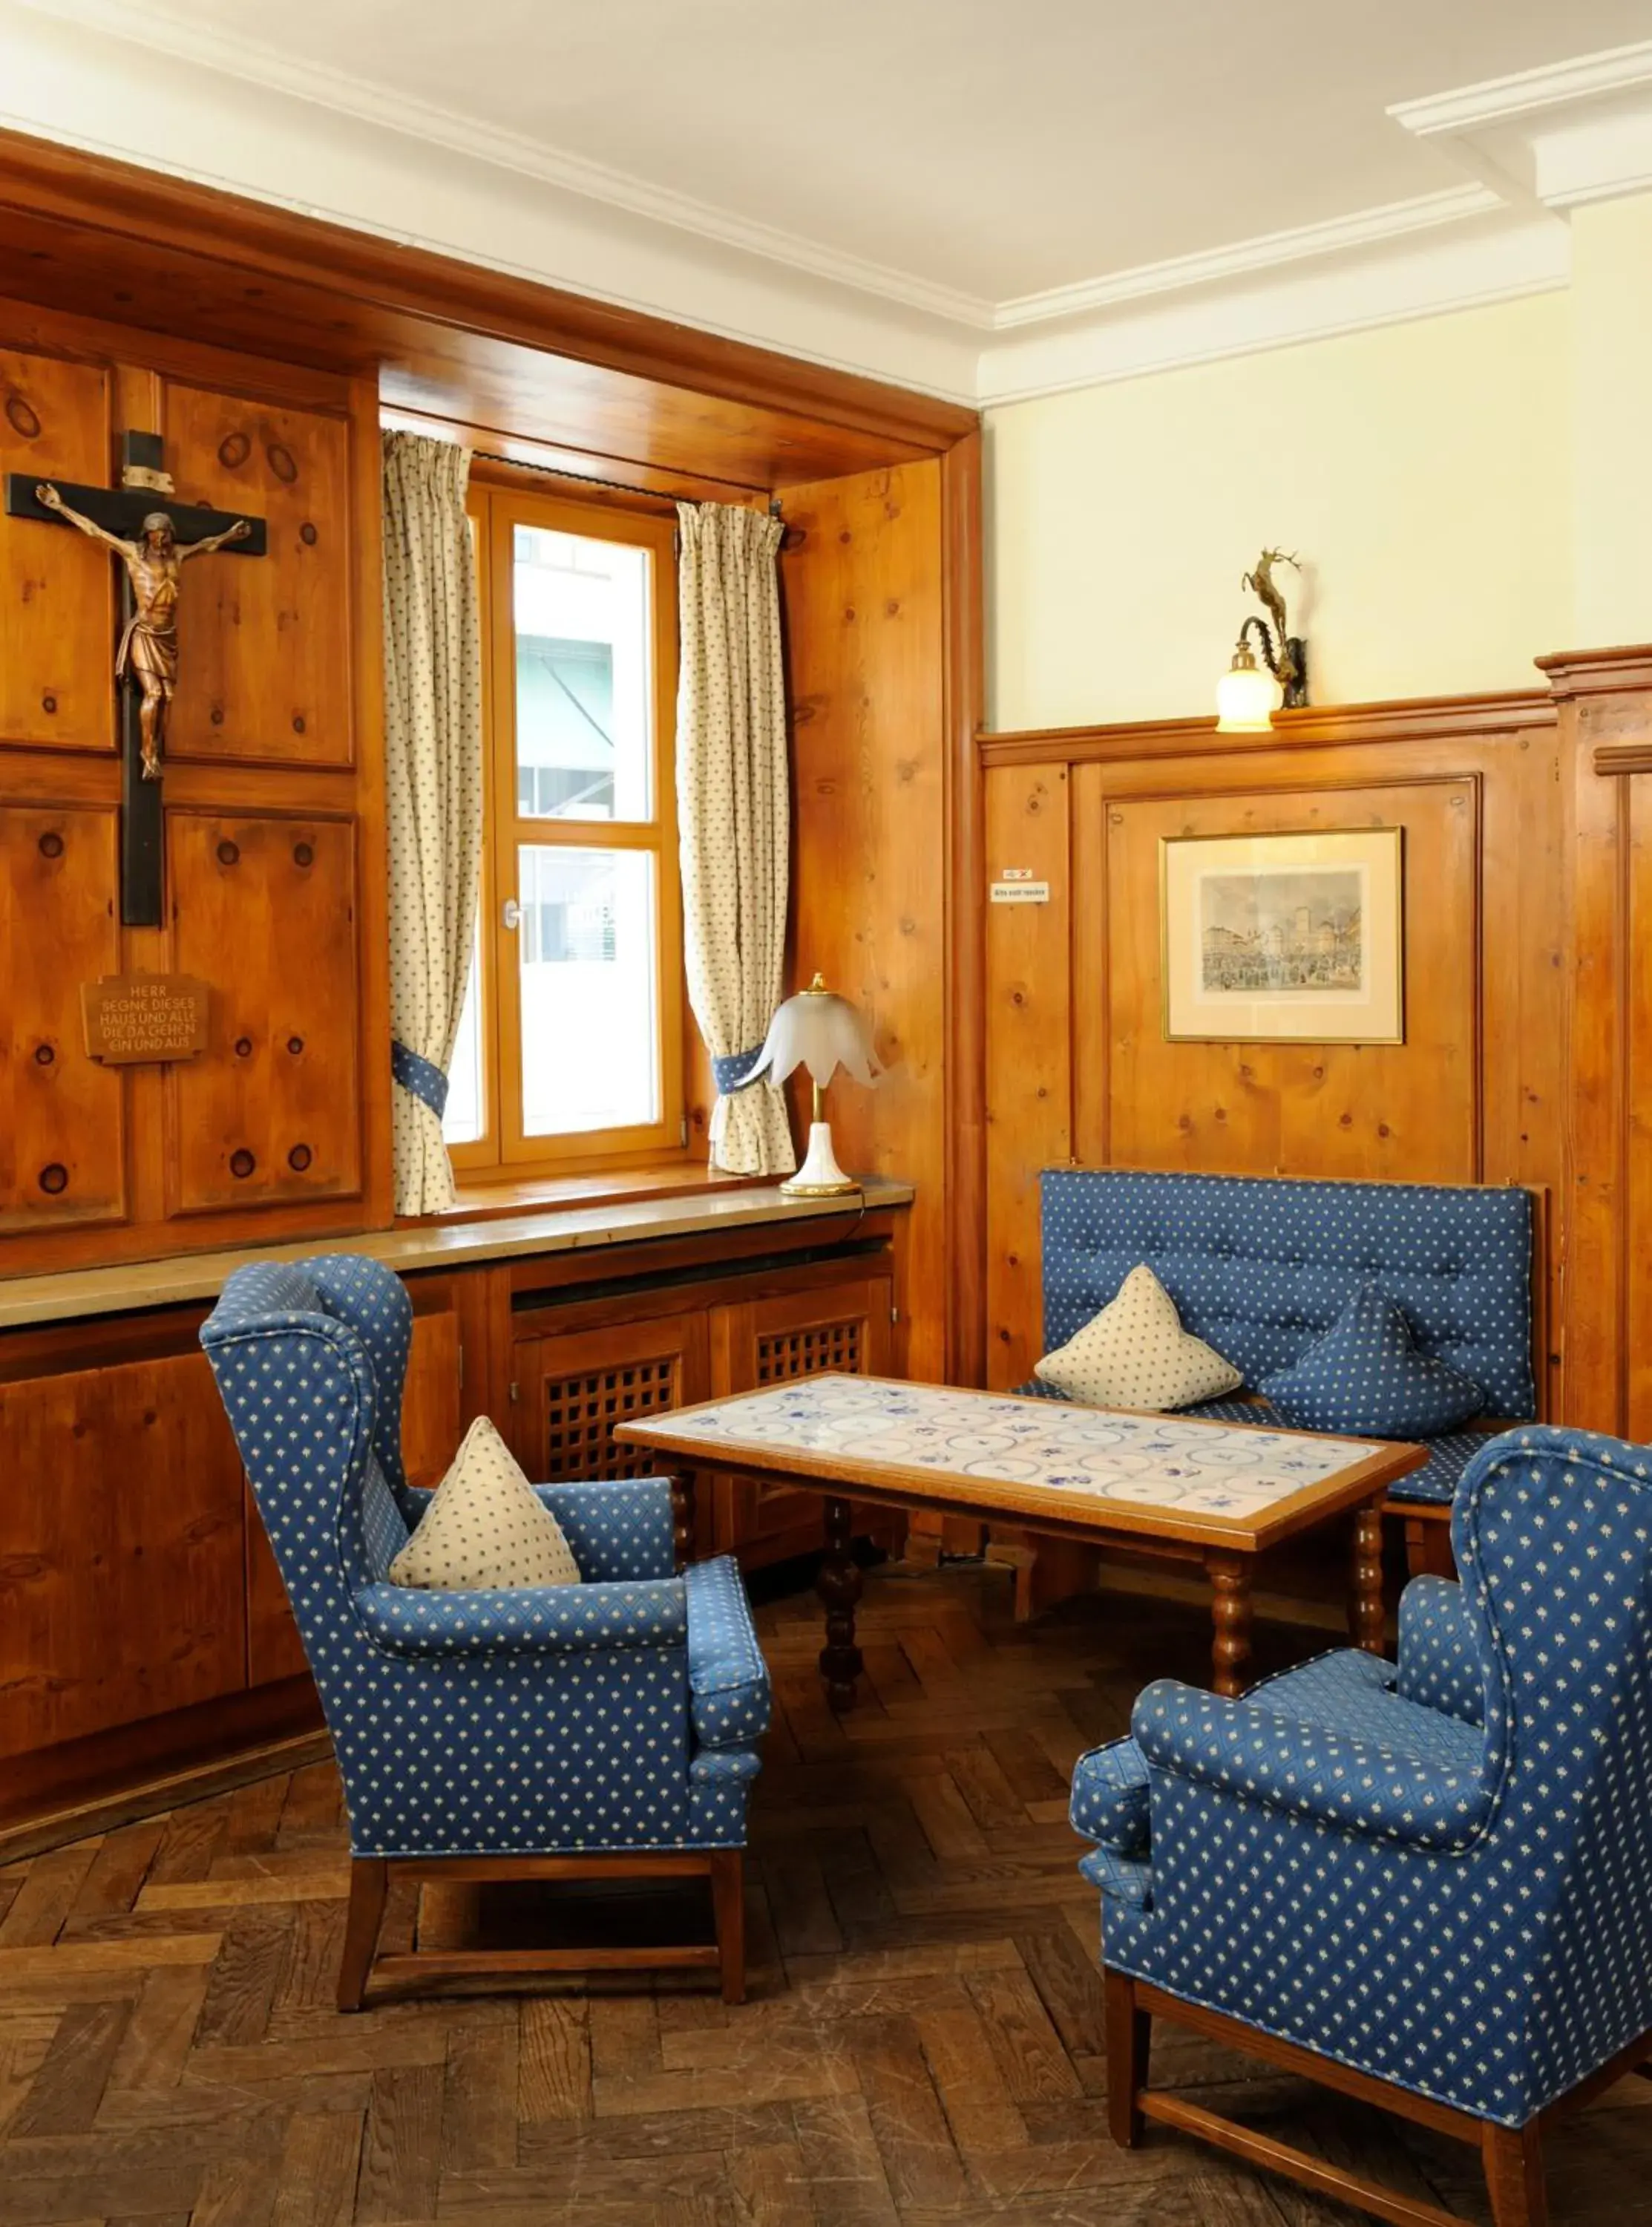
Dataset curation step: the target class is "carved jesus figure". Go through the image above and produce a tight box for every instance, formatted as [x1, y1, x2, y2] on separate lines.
[34, 483, 251, 779]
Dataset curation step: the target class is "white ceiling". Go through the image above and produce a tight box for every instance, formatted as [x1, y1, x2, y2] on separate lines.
[7, 0, 1652, 401]
[20, 0, 1652, 302]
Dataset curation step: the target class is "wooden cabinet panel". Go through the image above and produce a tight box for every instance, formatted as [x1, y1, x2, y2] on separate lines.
[0, 346, 114, 753]
[709, 1275, 893, 1562]
[0, 801, 125, 1234]
[161, 381, 353, 768]
[515, 1312, 711, 1483]
[165, 809, 361, 1214]
[403, 1307, 462, 1490]
[0, 1350, 246, 1758]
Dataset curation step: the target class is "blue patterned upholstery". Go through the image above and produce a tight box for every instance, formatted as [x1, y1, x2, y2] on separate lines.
[1034, 1171, 1535, 1510]
[1260, 1282, 1484, 1437]
[1395, 1574, 1484, 1725]
[1071, 1425, 1652, 2128]
[1071, 1737, 1151, 1851]
[200, 1255, 770, 1860]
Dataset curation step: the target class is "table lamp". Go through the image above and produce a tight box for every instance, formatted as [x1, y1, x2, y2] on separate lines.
[746, 973, 882, 1197]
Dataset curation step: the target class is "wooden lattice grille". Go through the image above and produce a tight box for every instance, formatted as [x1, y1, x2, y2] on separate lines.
[541, 1356, 681, 1479]
[755, 1318, 863, 1384]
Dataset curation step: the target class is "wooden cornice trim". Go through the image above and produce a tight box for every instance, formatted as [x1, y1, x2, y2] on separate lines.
[1593, 742, 1652, 776]
[978, 689, 1557, 768]
[1536, 644, 1652, 699]
[0, 126, 978, 454]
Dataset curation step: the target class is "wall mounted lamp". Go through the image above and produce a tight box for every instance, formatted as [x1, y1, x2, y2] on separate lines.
[1216, 549, 1308, 732]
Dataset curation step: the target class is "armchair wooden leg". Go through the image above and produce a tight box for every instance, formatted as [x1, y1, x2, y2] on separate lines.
[1482, 2122, 1547, 2227]
[1104, 1967, 1150, 2148]
[709, 1849, 747, 2006]
[337, 1857, 388, 2012]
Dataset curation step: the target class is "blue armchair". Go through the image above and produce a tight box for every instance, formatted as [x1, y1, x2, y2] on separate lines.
[1072, 1424, 1652, 2227]
[200, 1252, 770, 2008]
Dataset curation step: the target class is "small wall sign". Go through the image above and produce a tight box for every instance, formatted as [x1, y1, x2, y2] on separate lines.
[990, 879, 1052, 905]
[82, 973, 211, 1065]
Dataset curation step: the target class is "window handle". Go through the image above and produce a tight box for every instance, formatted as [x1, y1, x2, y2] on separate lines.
[502, 898, 522, 932]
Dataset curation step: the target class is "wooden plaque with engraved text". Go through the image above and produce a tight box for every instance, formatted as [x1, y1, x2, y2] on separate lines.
[81, 973, 210, 1065]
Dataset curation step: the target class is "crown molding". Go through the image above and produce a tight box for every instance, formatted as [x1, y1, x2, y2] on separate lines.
[9, 0, 999, 330]
[975, 210, 1567, 407]
[991, 187, 1503, 329]
[1390, 39, 1652, 215]
[1, 4, 1646, 410]
[1389, 40, 1652, 138]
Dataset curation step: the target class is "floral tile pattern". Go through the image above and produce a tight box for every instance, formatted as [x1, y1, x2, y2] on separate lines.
[658, 1375, 1378, 1517]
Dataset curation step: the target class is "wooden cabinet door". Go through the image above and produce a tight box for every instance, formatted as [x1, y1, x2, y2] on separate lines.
[0, 801, 126, 1235]
[0, 1349, 247, 1759]
[514, 1311, 711, 1484]
[161, 381, 353, 769]
[709, 1274, 894, 1563]
[0, 345, 116, 754]
[165, 808, 361, 1216]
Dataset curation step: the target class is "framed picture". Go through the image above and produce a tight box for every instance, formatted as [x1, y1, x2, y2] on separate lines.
[1160, 828, 1403, 1043]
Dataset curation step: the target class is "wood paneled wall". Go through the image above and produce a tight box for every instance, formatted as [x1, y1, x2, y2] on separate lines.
[781, 461, 952, 1385]
[1540, 647, 1652, 1442]
[0, 305, 388, 1272]
[982, 697, 1568, 1404]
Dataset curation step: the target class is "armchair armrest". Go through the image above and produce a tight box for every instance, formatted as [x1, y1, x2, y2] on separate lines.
[1131, 1678, 1492, 1852]
[355, 1574, 686, 1658]
[685, 1556, 771, 1749]
[398, 1477, 678, 1582]
[1396, 1575, 1484, 1726]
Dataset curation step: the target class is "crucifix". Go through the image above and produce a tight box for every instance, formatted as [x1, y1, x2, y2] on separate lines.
[4, 432, 268, 927]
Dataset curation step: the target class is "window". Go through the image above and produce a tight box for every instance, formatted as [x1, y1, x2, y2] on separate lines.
[445, 484, 683, 1176]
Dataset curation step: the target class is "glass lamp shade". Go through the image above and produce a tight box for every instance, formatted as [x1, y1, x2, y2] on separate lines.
[747, 975, 882, 1091]
[1216, 644, 1280, 733]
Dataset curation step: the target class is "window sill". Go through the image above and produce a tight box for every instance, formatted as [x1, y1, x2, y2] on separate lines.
[397, 1160, 770, 1231]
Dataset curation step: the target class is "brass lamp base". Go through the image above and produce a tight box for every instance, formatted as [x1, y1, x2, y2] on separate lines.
[780, 1120, 859, 1198]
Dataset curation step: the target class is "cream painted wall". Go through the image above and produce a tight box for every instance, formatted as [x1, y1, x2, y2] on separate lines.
[1572, 194, 1652, 650]
[986, 294, 1574, 730]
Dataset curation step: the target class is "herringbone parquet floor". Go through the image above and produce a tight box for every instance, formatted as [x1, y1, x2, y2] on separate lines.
[4, 1561, 1651, 2227]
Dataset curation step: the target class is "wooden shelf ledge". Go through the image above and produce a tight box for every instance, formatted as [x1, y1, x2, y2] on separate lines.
[0, 1177, 916, 1334]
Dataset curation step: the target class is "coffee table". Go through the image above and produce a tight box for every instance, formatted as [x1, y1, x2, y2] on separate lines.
[615, 1376, 1426, 1706]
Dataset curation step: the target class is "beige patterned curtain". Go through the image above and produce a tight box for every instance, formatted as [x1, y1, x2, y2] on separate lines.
[382, 432, 483, 1215]
[675, 503, 796, 1176]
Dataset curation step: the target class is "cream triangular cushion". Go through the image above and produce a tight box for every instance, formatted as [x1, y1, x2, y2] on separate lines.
[1035, 1263, 1243, 1410]
[389, 1416, 581, 1590]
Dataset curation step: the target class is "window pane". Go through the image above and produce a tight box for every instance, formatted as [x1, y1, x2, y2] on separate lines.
[513, 526, 652, 823]
[517, 846, 660, 1135]
[442, 920, 485, 1146]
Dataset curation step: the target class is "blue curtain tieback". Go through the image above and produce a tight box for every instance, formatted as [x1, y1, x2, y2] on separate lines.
[712, 1047, 767, 1096]
[391, 1039, 450, 1120]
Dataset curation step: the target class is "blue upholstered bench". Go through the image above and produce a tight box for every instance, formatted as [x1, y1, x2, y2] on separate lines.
[1020, 1170, 1536, 1571]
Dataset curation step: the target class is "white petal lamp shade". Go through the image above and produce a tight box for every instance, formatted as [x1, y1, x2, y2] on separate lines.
[1216, 640, 1280, 733]
[745, 974, 881, 1197]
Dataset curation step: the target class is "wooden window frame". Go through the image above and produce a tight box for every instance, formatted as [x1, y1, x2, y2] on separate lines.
[450, 480, 685, 1179]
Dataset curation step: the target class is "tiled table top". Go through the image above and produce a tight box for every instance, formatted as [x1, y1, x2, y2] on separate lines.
[646, 1375, 1383, 1521]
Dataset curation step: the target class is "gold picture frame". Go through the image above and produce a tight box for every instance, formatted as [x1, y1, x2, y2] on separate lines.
[1161, 828, 1404, 1043]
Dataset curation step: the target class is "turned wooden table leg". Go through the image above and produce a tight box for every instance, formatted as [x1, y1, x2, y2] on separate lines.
[671, 1471, 697, 1569]
[818, 1495, 864, 1713]
[1348, 1497, 1387, 1658]
[1207, 1551, 1253, 1697]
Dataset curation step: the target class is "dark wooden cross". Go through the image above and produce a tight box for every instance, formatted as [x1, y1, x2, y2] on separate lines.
[4, 431, 267, 928]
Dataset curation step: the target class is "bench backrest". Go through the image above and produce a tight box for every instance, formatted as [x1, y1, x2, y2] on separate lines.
[1040, 1169, 1535, 1418]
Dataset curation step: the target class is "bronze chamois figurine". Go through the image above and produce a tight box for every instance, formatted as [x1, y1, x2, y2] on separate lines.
[1234, 548, 1308, 709]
